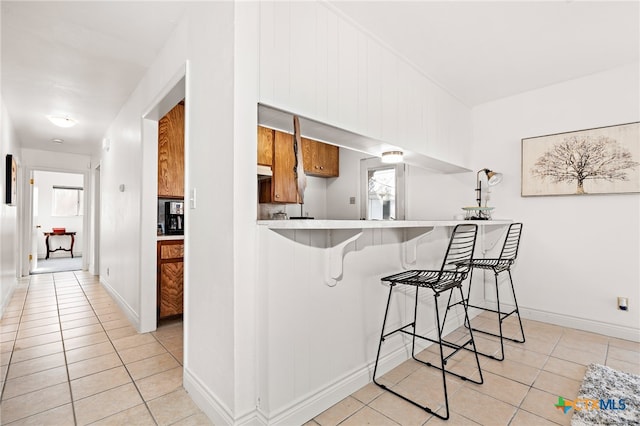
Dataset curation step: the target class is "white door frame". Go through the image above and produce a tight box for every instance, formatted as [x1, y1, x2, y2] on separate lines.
[138, 63, 187, 333]
[20, 166, 91, 276]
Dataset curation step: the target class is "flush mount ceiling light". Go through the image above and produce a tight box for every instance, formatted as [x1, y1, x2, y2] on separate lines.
[46, 115, 77, 128]
[381, 150, 403, 164]
[51, 138, 64, 144]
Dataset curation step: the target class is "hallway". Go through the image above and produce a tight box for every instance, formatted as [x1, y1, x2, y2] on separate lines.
[0, 271, 210, 425]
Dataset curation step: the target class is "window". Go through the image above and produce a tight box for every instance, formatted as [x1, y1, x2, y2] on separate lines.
[360, 158, 405, 220]
[52, 186, 84, 216]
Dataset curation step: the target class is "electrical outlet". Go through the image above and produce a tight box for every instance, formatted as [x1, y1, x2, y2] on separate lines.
[618, 297, 628, 311]
[107, 267, 110, 277]
[349, 196, 356, 205]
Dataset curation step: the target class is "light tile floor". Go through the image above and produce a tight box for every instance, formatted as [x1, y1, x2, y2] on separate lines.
[307, 311, 640, 426]
[2, 272, 639, 425]
[0, 271, 211, 425]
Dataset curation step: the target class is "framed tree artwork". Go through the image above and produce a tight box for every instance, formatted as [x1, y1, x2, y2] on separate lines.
[5, 154, 17, 205]
[522, 122, 640, 196]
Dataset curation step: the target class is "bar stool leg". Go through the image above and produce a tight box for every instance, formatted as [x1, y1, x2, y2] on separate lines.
[373, 283, 395, 386]
[507, 270, 526, 344]
[457, 285, 484, 384]
[492, 269, 506, 361]
[432, 292, 450, 420]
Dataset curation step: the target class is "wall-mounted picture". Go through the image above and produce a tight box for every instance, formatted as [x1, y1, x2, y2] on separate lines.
[5, 154, 17, 205]
[522, 122, 640, 197]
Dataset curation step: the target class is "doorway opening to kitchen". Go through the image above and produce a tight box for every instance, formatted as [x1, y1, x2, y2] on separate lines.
[139, 63, 187, 379]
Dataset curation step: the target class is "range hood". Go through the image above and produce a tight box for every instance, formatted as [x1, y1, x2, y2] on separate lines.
[257, 164, 272, 178]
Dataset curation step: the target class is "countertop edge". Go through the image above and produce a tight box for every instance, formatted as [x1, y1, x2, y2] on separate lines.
[157, 235, 185, 241]
[256, 219, 513, 230]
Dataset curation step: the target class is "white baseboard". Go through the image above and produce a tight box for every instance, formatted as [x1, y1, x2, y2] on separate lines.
[183, 367, 235, 426]
[484, 301, 640, 342]
[98, 277, 140, 330]
[264, 307, 471, 425]
[0, 278, 18, 319]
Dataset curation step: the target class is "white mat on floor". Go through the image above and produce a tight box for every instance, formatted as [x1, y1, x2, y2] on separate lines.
[31, 256, 83, 274]
[571, 363, 640, 425]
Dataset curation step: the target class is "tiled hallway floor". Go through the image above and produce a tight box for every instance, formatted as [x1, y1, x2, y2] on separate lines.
[0, 271, 211, 425]
[2, 272, 639, 425]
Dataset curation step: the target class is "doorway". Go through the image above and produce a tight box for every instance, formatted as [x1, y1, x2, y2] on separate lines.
[139, 68, 186, 334]
[29, 170, 86, 274]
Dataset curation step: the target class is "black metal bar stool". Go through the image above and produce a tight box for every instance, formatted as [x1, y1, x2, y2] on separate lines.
[372, 224, 483, 421]
[460, 222, 525, 361]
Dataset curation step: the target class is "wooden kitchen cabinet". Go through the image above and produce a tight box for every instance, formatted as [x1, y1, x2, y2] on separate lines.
[158, 102, 185, 198]
[157, 240, 183, 319]
[257, 126, 339, 203]
[259, 129, 300, 204]
[302, 138, 339, 177]
[257, 126, 274, 166]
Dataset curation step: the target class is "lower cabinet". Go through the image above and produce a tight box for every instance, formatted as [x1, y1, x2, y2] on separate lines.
[157, 240, 184, 319]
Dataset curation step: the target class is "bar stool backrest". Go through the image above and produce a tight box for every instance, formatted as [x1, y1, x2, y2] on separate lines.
[499, 223, 523, 261]
[441, 224, 478, 275]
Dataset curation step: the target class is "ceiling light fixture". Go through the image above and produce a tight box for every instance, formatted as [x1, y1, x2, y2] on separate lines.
[381, 150, 403, 164]
[46, 115, 77, 128]
[51, 138, 64, 144]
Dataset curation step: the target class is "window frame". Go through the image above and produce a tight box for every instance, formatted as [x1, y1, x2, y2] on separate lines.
[52, 185, 84, 217]
[360, 157, 406, 220]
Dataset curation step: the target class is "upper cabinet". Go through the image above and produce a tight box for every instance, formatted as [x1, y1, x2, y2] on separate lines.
[257, 126, 274, 166]
[302, 138, 339, 177]
[158, 102, 185, 198]
[258, 128, 299, 204]
[258, 126, 339, 204]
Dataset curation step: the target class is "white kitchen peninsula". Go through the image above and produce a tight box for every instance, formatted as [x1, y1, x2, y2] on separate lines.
[255, 219, 512, 424]
[258, 219, 511, 286]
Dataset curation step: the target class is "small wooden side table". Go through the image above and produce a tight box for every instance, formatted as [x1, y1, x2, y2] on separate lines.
[44, 232, 77, 259]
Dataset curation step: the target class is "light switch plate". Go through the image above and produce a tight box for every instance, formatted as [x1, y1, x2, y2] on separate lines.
[190, 188, 196, 209]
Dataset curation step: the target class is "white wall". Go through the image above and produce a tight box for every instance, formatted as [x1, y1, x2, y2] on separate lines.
[0, 100, 21, 316]
[472, 63, 640, 340]
[259, 1, 473, 169]
[96, 3, 248, 424]
[33, 171, 84, 258]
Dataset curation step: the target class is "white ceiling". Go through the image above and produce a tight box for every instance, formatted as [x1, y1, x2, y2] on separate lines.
[329, 1, 640, 106]
[2, 1, 638, 156]
[1, 1, 189, 156]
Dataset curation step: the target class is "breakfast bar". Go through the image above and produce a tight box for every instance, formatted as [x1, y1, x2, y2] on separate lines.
[257, 219, 511, 285]
[255, 219, 513, 421]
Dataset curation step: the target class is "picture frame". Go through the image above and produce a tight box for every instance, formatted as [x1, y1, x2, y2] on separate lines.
[5, 154, 17, 205]
[521, 122, 640, 197]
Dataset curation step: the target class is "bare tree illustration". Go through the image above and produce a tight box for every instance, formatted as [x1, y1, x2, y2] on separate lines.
[531, 135, 639, 194]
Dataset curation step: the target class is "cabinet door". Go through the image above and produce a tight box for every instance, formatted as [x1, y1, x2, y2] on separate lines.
[158, 103, 185, 198]
[302, 138, 339, 177]
[159, 261, 184, 318]
[257, 126, 274, 166]
[271, 131, 299, 203]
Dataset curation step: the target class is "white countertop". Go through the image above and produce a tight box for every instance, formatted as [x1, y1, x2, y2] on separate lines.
[157, 235, 185, 241]
[257, 219, 512, 230]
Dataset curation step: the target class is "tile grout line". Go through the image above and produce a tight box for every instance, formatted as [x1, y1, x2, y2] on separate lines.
[53, 273, 80, 426]
[72, 270, 160, 426]
[0, 280, 30, 402]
